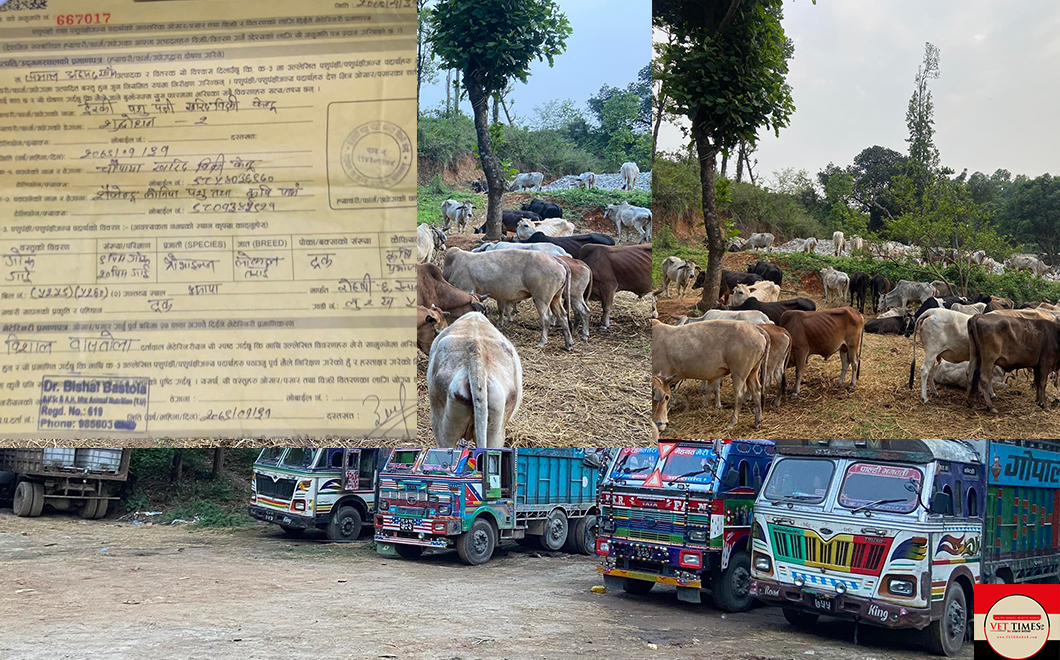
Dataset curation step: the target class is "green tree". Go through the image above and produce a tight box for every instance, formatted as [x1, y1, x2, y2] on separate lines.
[654, 0, 798, 311]
[905, 42, 941, 192]
[430, 0, 570, 240]
[1008, 174, 1060, 265]
[846, 145, 906, 232]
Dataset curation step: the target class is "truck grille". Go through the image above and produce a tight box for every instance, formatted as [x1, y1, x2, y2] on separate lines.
[771, 526, 888, 575]
[620, 508, 683, 543]
[256, 475, 296, 500]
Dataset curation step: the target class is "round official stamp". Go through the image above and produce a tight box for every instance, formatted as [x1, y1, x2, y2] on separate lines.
[339, 121, 412, 188]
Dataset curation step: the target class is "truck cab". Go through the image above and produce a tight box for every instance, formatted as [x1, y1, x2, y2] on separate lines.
[248, 448, 388, 541]
[375, 447, 599, 565]
[750, 438, 984, 656]
[596, 439, 775, 612]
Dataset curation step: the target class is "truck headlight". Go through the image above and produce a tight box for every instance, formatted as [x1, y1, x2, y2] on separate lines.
[379, 501, 389, 511]
[887, 577, 916, 597]
[753, 553, 772, 573]
[596, 538, 611, 555]
[688, 529, 707, 542]
[438, 504, 451, 515]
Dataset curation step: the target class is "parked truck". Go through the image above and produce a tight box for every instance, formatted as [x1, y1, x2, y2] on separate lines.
[374, 447, 600, 565]
[596, 439, 776, 612]
[248, 447, 397, 542]
[0, 448, 130, 519]
[749, 438, 1060, 656]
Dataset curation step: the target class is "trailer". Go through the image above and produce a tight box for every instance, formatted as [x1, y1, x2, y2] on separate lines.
[0, 448, 130, 519]
[596, 440, 775, 612]
[374, 448, 601, 565]
[749, 438, 1060, 657]
[248, 447, 396, 542]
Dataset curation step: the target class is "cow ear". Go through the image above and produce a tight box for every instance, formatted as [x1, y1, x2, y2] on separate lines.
[426, 315, 438, 326]
[442, 311, 451, 318]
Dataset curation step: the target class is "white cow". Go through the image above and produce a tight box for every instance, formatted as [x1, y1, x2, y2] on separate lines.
[909, 307, 975, 404]
[951, 302, 986, 316]
[620, 162, 640, 191]
[674, 309, 772, 326]
[507, 172, 544, 192]
[577, 172, 597, 189]
[745, 232, 775, 250]
[849, 235, 864, 252]
[832, 231, 845, 257]
[441, 199, 474, 234]
[515, 218, 575, 240]
[932, 359, 1007, 392]
[803, 237, 818, 253]
[427, 312, 523, 448]
[1005, 254, 1050, 276]
[472, 242, 568, 258]
[878, 279, 935, 312]
[731, 281, 780, 305]
[660, 256, 697, 299]
[417, 223, 446, 263]
[970, 250, 986, 265]
[820, 266, 850, 307]
[604, 201, 652, 243]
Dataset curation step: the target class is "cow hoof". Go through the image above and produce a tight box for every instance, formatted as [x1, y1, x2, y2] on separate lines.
[988, 407, 998, 414]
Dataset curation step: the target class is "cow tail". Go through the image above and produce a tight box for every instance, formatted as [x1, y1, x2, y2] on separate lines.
[563, 262, 573, 333]
[468, 345, 489, 445]
[968, 316, 983, 398]
[908, 317, 920, 389]
[857, 324, 864, 381]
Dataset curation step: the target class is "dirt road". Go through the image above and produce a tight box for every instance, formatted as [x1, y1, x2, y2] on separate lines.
[0, 512, 969, 660]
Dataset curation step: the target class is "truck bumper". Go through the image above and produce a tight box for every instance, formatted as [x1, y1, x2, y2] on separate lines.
[374, 528, 450, 549]
[597, 538, 706, 590]
[248, 505, 314, 529]
[750, 578, 931, 630]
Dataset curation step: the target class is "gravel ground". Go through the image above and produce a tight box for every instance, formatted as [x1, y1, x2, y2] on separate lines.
[541, 170, 652, 192]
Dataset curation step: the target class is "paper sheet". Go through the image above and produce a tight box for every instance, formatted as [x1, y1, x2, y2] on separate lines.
[0, 0, 417, 440]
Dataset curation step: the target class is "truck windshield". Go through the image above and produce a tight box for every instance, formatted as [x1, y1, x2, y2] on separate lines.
[418, 449, 466, 475]
[384, 449, 421, 473]
[763, 458, 834, 504]
[660, 446, 717, 486]
[838, 463, 922, 514]
[280, 448, 319, 471]
[606, 448, 658, 484]
[256, 449, 283, 465]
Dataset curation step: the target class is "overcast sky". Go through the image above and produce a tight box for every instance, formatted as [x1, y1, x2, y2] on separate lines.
[420, 0, 650, 125]
[657, 0, 1060, 181]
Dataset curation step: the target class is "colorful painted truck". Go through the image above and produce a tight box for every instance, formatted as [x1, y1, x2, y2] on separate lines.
[596, 439, 776, 612]
[248, 447, 397, 541]
[749, 438, 1060, 657]
[374, 448, 600, 565]
[0, 448, 130, 519]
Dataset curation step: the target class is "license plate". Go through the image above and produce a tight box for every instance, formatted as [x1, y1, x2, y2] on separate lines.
[399, 518, 414, 531]
[263, 511, 276, 522]
[810, 593, 835, 613]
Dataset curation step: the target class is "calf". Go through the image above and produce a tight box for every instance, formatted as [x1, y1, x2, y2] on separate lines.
[848, 272, 870, 313]
[660, 256, 697, 299]
[417, 263, 488, 319]
[620, 161, 640, 191]
[780, 308, 865, 395]
[474, 209, 541, 235]
[522, 231, 616, 260]
[692, 269, 764, 303]
[441, 199, 474, 233]
[729, 297, 817, 324]
[580, 244, 652, 329]
[521, 199, 562, 219]
[428, 312, 523, 447]
[605, 201, 652, 244]
[878, 279, 934, 312]
[820, 266, 850, 307]
[443, 248, 573, 349]
[747, 261, 782, 286]
[908, 307, 975, 404]
[870, 275, 891, 313]
[966, 314, 1060, 412]
[417, 305, 449, 355]
[731, 281, 780, 305]
[652, 319, 769, 429]
[865, 310, 914, 335]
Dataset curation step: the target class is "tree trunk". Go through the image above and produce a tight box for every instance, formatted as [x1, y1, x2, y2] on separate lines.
[492, 95, 499, 124]
[212, 449, 225, 477]
[467, 82, 505, 241]
[693, 122, 727, 313]
[172, 450, 184, 482]
[500, 97, 514, 126]
[735, 142, 744, 183]
[720, 150, 728, 178]
[652, 87, 668, 158]
[444, 69, 452, 115]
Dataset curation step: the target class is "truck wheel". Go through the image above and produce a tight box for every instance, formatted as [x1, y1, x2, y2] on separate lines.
[564, 515, 597, 555]
[280, 525, 305, 538]
[28, 483, 44, 517]
[12, 481, 34, 517]
[93, 498, 109, 519]
[924, 584, 967, 656]
[782, 607, 819, 629]
[395, 544, 424, 559]
[538, 509, 569, 551]
[326, 506, 363, 543]
[79, 499, 100, 519]
[711, 550, 753, 612]
[457, 518, 496, 565]
[622, 578, 655, 595]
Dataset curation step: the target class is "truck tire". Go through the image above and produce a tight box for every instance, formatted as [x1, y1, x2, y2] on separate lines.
[622, 578, 655, 595]
[280, 525, 305, 538]
[711, 550, 753, 612]
[28, 482, 44, 517]
[564, 515, 597, 555]
[93, 498, 109, 520]
[12, 481, 34, 517]
[924, 584, 967, 656]
[394, 544, 424, 559]
[326, 506, 363, 543]
[457, 518, 496, 565]
[538, 509, 568, 551]
[782, 607, 819, 629]
[79, 499, 100, 519]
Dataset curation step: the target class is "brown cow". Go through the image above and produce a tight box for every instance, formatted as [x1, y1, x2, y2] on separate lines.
[966, 314, 1060, 412]
[652, 319, 769, 430]
[417, 263, 488, 319]
[416, 305, 449, 355]
[780, 307, 865, 395]
[703, 323, 791, 410]
[556, 255, 592, 342]
[580, 243, 652, 329]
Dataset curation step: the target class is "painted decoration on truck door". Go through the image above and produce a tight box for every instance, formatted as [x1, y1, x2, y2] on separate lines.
[990, 443, 1060, 488]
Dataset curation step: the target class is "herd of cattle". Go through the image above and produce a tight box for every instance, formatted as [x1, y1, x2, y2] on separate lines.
[653, 250, 1060, 435]
[415, 170, 653, 447]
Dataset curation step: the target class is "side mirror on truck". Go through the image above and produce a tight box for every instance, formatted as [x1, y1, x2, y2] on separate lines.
[722, 469, 739, 489]
[929, 491, 953, 516]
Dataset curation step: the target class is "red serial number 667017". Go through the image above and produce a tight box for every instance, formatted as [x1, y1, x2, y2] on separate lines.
[56, 13, 111, 26]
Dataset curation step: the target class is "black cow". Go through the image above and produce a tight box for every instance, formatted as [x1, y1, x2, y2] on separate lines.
[693, 270, 764, 304]
[747, 261, 782, 286]
[728, 297, 817, 324]
[522, 231, 615, 259]
[911, 295, 971, 324]
[521, 199, 562, 219]
[848, 272, 870, 313]
[471, 180, 488, 193]
[870, 275, 891, 314]
[865, 312, 914, 335]
[474, 209, 541, 235]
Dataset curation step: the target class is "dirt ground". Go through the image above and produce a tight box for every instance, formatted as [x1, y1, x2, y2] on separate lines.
[657, 251, 1060, 439]
[0, 511, 969, 660]
[418, 197, 652, 448]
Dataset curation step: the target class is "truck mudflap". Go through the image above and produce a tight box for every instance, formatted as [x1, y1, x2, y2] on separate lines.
[248, 505, 314, 529]
[750, 579, 931, 630]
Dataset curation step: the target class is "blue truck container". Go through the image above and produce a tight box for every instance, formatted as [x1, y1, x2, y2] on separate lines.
[375, 448, 602, 565]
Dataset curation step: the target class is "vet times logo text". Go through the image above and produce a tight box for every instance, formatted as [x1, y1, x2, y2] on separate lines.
[975, 585, 1058, 660]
